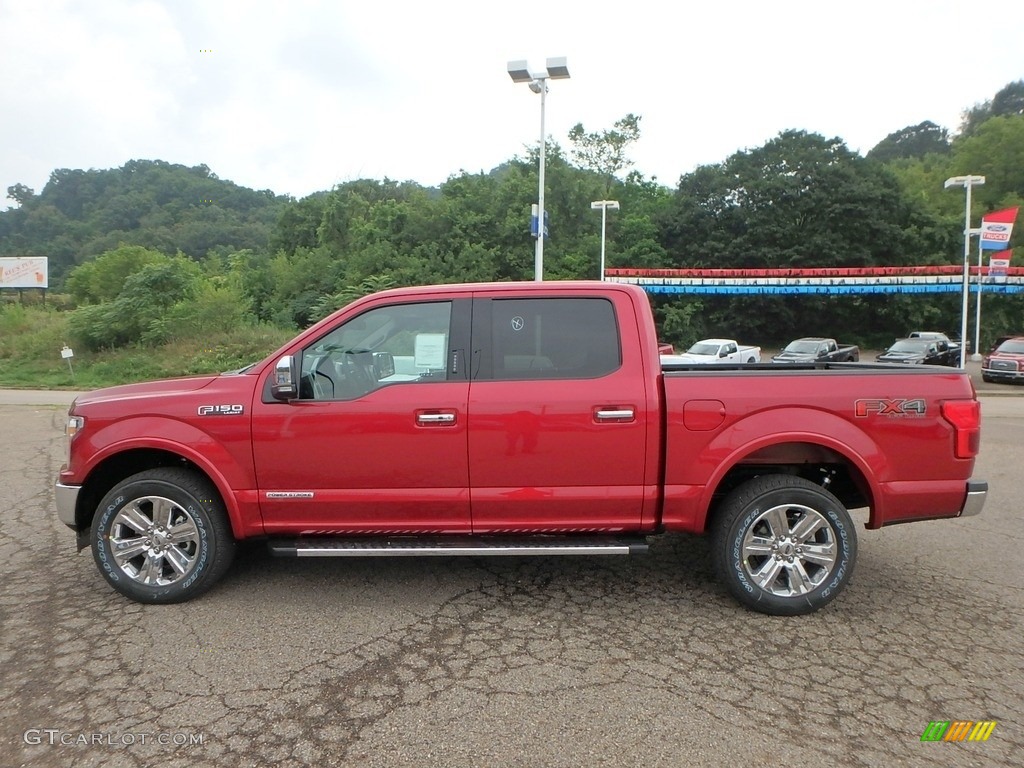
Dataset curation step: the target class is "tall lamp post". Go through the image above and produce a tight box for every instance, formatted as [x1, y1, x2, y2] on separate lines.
[508, 57, 570, 281]
[944, 175, 985, 368]
[591, 200, 620, 280]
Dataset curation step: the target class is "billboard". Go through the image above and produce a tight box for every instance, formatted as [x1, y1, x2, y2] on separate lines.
[0, 257, 48, 288]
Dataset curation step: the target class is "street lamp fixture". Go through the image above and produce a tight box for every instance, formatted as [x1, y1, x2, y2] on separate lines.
[591, 200, 620, 280]
[944, 175, 985, 368]
[507, 57, 571, 281]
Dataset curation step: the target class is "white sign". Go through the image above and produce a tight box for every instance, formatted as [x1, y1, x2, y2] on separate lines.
[414, 333, 447, 369]
[61, 346, 74, 359]
[0, 257, 48, 288]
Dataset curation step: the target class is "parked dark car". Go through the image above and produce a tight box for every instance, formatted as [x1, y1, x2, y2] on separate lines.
[876, 338, 959, 367]
[772, 337, 859, 363]
[908, 331, 961, 355]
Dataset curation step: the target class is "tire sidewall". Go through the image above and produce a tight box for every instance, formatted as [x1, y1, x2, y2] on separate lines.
[721, 484, 856, 615]
[92, 476, 216, 603]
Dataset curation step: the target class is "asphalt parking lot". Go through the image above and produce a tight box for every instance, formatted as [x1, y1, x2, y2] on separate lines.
[1, 390, 1021, 767]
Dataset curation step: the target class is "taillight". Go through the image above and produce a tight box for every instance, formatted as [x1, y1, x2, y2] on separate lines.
[941, 400, 980, 459]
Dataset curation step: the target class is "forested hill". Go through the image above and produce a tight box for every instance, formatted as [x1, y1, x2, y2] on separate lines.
[0, 159, 290, 280]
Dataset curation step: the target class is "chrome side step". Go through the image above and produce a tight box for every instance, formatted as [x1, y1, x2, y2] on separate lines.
[268, 536, 649, 558]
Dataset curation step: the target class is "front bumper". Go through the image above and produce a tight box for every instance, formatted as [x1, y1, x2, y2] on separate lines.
[55, 482, 80, 528]
[981, 366, 1024, 381]
[960, 480, 987, 517]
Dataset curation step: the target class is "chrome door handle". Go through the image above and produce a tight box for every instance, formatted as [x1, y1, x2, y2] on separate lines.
[417, 412, 456, 424]
[595, 408, 635, 421]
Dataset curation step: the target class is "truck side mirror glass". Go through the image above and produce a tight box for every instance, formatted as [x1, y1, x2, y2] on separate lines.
[373, 352, 395, 380]
[271, 355, 297, 401]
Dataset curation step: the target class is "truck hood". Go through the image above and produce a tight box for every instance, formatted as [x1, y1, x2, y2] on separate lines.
[72, 375, 220, 409]
[772, 352, 814, 362]
[877, 352, 924, 363]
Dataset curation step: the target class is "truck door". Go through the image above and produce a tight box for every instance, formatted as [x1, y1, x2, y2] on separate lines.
[251, 298, 472, 535]
[467, 293, 651, 532]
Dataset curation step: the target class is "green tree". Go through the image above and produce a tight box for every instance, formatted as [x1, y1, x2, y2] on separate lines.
[656, 130, 952, 344]
[951, 116, 1024, 209]
[69, 256, 203, 349]
[568, 114, 642, 192]
[867, 121, 950, 162]
[65, 245, 168, 305]
[6, 183, 35, 206]
[959, 79, 1024, 138]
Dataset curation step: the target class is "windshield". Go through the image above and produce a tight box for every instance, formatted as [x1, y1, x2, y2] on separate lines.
[784, 341, 819, 354]
[886, 340, 928, 354]
[686, 342, 720, 355]
[996, 340, 1024, 355]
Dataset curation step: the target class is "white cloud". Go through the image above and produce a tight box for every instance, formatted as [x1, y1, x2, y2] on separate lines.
[1, 0, 1021, 208]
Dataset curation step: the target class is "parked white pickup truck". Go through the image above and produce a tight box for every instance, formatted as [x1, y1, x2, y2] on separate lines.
[665, 338, 761, 365]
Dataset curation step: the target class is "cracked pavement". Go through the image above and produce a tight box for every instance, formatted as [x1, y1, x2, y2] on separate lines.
[1, 400, 1021, 767]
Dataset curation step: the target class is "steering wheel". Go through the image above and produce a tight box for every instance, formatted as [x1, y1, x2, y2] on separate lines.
[338, 351, 376, 398]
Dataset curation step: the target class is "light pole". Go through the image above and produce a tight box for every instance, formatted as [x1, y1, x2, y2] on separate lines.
[508, 57, 570, 281]
[972, 233, 985, 362]
[591, 200, 620, 280]
[944, 175, 985, 368]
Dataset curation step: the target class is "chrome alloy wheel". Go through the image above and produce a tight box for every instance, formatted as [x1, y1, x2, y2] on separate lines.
[740, 503, 838, 597]
[108, 495, 201, 586]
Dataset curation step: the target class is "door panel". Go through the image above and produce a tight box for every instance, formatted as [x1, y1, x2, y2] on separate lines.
[251, 299, 472, 534]
[467, 296, 650, 532]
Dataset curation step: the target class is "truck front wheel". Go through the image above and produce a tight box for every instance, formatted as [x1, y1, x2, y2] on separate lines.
[90, 468, 235, 604]
[712, 475, 857, 615]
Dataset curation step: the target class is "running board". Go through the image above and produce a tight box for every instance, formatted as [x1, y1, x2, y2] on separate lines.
[268, 536, 649, 558]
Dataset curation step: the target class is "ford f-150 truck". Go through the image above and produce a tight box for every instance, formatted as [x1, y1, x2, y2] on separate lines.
[668, 338, 761, 364]
[54, 282, 986, 615]
[772, 337, 860, 363]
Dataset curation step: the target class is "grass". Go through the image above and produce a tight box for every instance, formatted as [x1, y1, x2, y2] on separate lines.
[0, 303, 294, 390]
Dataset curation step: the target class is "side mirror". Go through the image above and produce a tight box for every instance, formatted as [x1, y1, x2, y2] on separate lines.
[719, 351, 728, 358]
[271, 355, 297, 401]
[373, 352, 395, 380]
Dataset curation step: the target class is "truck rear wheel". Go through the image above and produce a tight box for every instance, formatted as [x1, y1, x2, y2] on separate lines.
[712, 475, 857, 615]
[90, 468, 235, 604]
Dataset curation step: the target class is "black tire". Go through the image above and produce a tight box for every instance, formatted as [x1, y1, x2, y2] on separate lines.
[712, 475, 857, 616]
[91, 468, 235, 604]
[746, 357, 756, 363]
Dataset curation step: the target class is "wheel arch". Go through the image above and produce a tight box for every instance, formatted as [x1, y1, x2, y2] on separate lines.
[74, 445, 253, 549]
[690, 411, 884, 533]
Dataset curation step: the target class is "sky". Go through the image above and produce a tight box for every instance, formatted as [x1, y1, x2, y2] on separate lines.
[1, 0, 1022, 210]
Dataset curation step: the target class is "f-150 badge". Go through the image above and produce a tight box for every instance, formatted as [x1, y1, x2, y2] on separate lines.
[197, 404, 244, 416]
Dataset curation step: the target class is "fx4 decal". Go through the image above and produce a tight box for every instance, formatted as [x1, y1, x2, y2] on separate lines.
[197, 404, 244, 416]
[854, 398, 926, 418]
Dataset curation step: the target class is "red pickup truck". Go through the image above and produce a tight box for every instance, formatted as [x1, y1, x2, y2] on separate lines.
[55, 282, 986, 615]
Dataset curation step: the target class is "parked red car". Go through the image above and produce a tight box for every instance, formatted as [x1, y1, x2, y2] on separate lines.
[982, 336, 1024, 383]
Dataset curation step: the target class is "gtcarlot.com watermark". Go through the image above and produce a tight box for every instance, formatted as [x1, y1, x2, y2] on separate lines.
[24, 729, 204, 747]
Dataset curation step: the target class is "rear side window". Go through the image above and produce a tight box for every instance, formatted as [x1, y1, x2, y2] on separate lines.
[489, 298, 620, 380]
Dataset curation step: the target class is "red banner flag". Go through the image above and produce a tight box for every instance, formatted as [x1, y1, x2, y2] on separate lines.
[980, 207, 1019, 251]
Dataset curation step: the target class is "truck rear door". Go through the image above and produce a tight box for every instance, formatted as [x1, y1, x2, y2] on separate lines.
[466, 291, 652, 532]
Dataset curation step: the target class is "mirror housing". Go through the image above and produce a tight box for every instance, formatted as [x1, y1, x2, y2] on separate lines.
[373, 352, 395, 380]
[271, 355, 297, 401]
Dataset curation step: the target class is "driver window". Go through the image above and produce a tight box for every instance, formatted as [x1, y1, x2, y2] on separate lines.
[300, 301, 452, 400]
